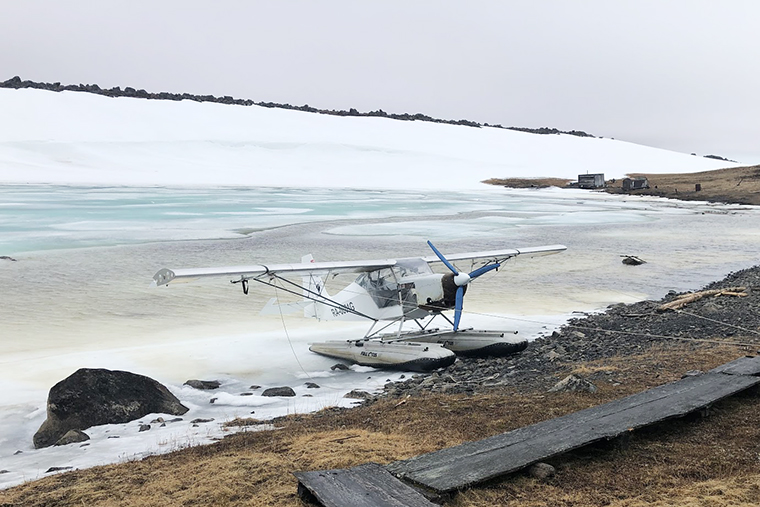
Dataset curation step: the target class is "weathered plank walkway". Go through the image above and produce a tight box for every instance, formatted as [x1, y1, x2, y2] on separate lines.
[294, 463, 438, 507]
[295, 355, 760, 505]
[387, 356, 760, 492]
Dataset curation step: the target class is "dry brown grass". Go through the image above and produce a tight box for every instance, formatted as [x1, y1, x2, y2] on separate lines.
[1, 343, 759, 506]
[485, 165, 760, 206]
[607, 165, 760, 205]
[482, 177, 573, 188]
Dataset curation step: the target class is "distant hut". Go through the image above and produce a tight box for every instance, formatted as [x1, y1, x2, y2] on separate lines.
[622, 177, 650, 191]
[577, 173, 605, 189]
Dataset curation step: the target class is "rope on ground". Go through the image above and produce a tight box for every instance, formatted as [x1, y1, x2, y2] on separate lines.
[273, 283, 314, 382]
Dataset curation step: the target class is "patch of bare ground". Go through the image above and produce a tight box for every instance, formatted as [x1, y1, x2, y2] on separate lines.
[606, 165, 760, 205]
[2, 342, 759, 506]
[482, 177, 573, 188]
[485, 165, 760, 206]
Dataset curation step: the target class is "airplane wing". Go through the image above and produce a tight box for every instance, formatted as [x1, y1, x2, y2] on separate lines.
[152, 244, 567, 287]
[421, 244, 567, 268]
[152, 259, 397, 287]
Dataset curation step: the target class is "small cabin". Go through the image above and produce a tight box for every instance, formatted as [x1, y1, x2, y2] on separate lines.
[622, 177, 650, 191]
[577, 173, 605, 189]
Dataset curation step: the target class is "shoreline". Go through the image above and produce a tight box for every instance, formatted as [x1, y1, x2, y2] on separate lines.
[485, 164, 760, 206]
[2, 264, 759, 505]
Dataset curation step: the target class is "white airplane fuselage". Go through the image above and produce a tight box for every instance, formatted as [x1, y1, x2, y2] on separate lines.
[302, 260, 458, 322]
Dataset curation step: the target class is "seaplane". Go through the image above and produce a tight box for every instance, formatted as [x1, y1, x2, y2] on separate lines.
[152, 241, 566, 372]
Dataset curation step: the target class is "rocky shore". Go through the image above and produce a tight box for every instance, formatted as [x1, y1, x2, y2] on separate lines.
[381, 264, 760, 398]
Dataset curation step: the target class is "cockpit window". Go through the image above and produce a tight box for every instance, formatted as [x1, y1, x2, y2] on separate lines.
[357, 261, 427, 309]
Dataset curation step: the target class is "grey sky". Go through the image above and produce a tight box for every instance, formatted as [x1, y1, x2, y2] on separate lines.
[2, 1, 759, 163]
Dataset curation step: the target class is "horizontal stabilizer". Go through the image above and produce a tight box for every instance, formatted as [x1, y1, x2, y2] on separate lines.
[260, 298, 312, 316]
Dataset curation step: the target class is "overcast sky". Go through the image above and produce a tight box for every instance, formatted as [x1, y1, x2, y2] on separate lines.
[2, 1, 759, 163]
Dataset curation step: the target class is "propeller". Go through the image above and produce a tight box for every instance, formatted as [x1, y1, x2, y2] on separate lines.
[427, 240, 500, 331]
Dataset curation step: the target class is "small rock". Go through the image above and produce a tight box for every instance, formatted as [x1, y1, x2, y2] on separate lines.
[344, 390, 373, 400]
[0, 256, 17, 262]
[54, 429, 90, 446]
[305, 382, 320, 389]
[13, 450, 23, 455]
[528, 462, 556, 480]
[262, 387, 296, 397]
[249, 385, 261, 390]
[239, 392, 253, 396]
[701, 302, 721, 314]
[138, 424, 151, 432]
[209, 397, 217, 404]
[331, 363, 349, 371]
[184, 379, 221, 390]
[150, 417, 165, 424]
[0, 470, 9, 474]
[46, 466, 73, 473]
[190, 418, 215, 424]
[548, 375, 597, 393]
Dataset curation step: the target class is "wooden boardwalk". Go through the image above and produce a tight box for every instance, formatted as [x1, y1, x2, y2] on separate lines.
[295, 355, 760, 504]
[294, 463, 438, 507]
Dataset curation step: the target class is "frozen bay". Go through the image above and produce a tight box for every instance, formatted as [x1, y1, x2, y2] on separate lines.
[1, 184, 759, 488]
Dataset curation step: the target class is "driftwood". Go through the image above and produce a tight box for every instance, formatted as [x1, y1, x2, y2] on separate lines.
[658, 287, 748, 312]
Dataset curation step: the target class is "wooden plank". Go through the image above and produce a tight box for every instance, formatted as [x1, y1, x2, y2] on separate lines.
[294, 462, 438, 507]
[710, 355, 760, 376]
[387, 373, 760, 492]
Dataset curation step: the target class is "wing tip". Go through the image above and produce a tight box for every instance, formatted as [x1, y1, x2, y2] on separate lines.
[152, 268, 176, 287]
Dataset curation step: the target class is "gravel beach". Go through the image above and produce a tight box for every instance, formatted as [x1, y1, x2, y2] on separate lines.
[382, 264, 760, 397]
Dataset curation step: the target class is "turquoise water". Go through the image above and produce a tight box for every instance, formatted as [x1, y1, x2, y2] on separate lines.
[0, 185, 509, 255]
[0, 184, 701, 256]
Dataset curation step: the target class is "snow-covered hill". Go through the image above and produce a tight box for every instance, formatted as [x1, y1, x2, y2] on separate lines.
[0, 88, 738, 190]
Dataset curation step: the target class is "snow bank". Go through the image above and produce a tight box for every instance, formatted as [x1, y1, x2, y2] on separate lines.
[0, 88, 737, 190]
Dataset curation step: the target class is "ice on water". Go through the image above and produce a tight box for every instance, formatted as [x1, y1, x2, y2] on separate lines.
[2, 185, 760, 488]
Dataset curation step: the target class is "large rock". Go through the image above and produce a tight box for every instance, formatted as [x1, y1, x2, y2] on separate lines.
[34, 368, 188, 449]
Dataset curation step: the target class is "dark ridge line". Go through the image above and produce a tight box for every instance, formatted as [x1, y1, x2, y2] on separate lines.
[1, 76, 595, 138]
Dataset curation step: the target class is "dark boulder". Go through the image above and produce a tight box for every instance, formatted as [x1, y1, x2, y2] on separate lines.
[184, 379, 220, 390]
[33, 368, 188, 449]
[261, 386, 296, 397]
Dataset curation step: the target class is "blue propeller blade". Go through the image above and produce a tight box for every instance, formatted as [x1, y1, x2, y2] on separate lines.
[468, 263, 500, 279]
[453, 285, 464, 331]
[427, 240, 459, 275]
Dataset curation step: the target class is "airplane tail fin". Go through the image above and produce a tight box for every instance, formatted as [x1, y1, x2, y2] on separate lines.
[301, 254, 330, 320]
[260, 254, 330, 318]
